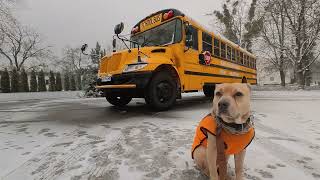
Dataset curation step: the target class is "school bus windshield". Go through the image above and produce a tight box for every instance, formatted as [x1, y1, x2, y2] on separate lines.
[131, 19, 182, 48]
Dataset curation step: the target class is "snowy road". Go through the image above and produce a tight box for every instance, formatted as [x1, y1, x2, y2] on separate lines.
[0, 91, 320, 180]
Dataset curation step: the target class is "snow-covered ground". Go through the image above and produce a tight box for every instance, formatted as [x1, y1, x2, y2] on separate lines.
[0, 91, 82, 102]
[0, 91, 320, 180]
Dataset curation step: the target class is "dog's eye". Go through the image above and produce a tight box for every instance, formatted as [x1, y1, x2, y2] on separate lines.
[234, 92, 243, 97]
[215, 91, 222, 96]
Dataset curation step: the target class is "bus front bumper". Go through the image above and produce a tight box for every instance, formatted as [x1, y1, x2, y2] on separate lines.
[96, 71, 152, 89]
[96, 84, 136, 89]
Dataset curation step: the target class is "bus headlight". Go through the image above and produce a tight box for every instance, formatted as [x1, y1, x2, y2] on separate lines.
[123, 63, 148, 73]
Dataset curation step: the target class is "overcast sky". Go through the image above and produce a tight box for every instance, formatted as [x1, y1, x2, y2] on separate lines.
[14, 0, 223, 56]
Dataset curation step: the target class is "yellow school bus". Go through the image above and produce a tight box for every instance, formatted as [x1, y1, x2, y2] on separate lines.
[96, 9, 257, 110]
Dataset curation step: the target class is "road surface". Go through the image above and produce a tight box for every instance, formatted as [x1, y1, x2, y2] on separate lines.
[0, 91, 320, 180]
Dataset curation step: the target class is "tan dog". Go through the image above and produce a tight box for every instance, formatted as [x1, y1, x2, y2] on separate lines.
[192, 83, 254, 180]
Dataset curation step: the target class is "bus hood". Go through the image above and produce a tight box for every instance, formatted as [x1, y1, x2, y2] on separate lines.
[99, 47, 174, 76]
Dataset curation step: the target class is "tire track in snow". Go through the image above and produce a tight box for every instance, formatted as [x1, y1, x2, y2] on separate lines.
[2, 127, 121, 180]
[255, 121, 320, 156]
[254, 126, 320, 178]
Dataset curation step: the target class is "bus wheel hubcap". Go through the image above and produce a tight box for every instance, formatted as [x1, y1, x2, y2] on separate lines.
[156, 81, 173, 103]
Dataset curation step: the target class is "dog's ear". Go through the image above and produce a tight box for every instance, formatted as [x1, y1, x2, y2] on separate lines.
[241, 77, 247, 83]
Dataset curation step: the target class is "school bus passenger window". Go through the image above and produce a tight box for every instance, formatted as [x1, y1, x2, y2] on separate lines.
[185, 25, 198, 50]
[214, 38, 220, 57]
[202, 32, 212, 54]
[244, 55, 247, 66]
[227, 46, 231, 60]
[240, 52, 244, 64]
[232, 48, 236, 61]
[236, 50, 240, 63]
[221, 42, 226, 59]
[245, 55, 249, 67]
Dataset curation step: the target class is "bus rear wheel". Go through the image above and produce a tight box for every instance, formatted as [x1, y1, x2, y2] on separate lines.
[145, 72, 177, 111]
[203, 85, 215, 98]
[106, 95, 132, 107]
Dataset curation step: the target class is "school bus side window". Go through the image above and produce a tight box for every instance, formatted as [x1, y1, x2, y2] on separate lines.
[240, 52, 244, 64]
[202, 32, 212, 54]
[221, 42, 226, 59]
[232, 48, 236, 61]
[227, 46, 231, 60]
[214, 38, 220, 57]
[185, 25, 198, 50]
[236, 50, 240, 63]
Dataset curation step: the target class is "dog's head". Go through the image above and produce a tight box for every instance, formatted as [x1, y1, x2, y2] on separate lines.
[212, 83, 251, 124]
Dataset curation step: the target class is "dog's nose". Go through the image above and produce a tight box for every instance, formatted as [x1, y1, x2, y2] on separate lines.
[218, 100, 229, 111]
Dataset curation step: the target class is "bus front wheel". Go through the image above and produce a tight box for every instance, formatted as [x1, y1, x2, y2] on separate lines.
[106, 95, 132, 107]
[145, 72, 177, 111]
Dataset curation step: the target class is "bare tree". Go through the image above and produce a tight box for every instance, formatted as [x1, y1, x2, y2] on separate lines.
[0, 16, 50, 71]
[283, 0, 320, 88]
[256, 0, 291, 86]
[57, 47, 90, 72]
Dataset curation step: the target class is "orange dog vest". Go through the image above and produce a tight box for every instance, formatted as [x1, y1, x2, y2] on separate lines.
[191, 114, 255, 159]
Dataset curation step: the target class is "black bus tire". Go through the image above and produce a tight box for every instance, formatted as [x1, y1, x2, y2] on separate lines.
[203, 85, 215, 98]
[106, 95, 132, 107]
[145, 72, 177, 111]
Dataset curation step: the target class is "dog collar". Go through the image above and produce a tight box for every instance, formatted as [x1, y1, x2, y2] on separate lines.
[215, 115, 254, 135]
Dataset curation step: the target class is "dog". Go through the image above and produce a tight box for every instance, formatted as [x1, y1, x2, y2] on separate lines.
[191, 83, 254, 180]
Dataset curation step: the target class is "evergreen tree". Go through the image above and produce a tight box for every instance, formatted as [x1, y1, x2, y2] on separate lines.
[70, 73, 76, 91]
[64, 72, 70, 91]
[30, 70, 38, 92]
[55, 72, 62, 91]
[1, 68, 10, 93]
[211, 0, 262, 51]
[19, 69, 29, 92]
[10, 68, 19, 92]
[49, 71, 56, 91]
[38, 70, 47, 92]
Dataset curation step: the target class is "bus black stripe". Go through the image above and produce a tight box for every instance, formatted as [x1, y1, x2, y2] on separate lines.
[209, 64, 257, 75]
[184, 71, 257, 81]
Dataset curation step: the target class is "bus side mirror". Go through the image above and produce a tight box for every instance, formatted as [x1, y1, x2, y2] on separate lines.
[186, 40, 193, 47]
[114, 22, 124, 35]
[81, 44, 88, 54]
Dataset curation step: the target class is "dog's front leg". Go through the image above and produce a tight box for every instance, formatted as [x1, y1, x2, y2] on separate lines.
[234, 150, 246, 180]
[207, 133, 219, 180]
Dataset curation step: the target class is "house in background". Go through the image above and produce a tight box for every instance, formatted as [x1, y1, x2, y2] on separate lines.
[257, 61, 320, 86]
[311, 62, 320, 85]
